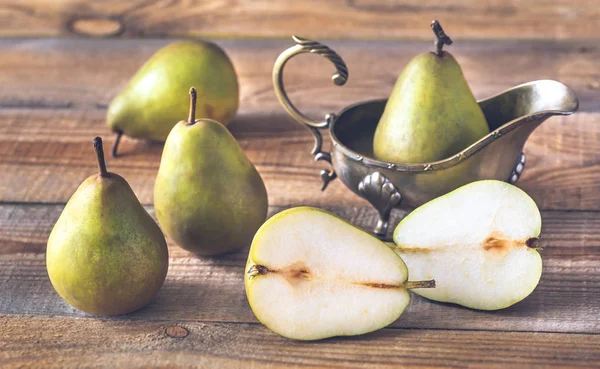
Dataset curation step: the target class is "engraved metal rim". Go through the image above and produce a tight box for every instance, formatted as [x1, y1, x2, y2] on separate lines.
[329, 80, 578, 173]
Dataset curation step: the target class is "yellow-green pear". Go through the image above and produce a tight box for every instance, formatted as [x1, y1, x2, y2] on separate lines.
[154, 88, 268, 256]
[373, 21, 489, 164]
[107, 40, 239, 156]
[46, 137, 169, 315]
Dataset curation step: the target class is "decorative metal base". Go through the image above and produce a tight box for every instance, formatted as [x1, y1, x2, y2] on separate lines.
[358, 172, 402, 238]
[509, 153, 526, 184]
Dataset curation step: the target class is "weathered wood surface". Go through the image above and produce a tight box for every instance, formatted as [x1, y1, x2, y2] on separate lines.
[0, 23, 599, 367]
[2, 315, 599, 369]
[3, 111, 600, 210]
[0, 39, 598, 210]
[1, 39, 598, 113]
[1, 204, 599, 335]
[0, 0, 597, 40]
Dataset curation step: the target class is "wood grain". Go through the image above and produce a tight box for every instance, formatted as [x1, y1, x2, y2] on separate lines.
[1, 204, 599, 334]
[0, 38, 598, 113]
[0, 39, 598, 209]
[2, 316, 599, 369]
[0, 0, 597, 40]
[0, 33, 598, 368]
[0, 111, 598, 210]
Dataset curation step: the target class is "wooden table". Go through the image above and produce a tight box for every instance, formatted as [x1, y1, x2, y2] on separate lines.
[1, 2, 599, 368]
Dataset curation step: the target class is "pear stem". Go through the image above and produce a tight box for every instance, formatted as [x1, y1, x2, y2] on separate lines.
[93, 137, 109, 177]
[111, 130, 123, 158]
[405, 280, 436, 289]
[431, 20, 452, 56]
[187, 87, 197, 125]
[526, 237, 539, 248]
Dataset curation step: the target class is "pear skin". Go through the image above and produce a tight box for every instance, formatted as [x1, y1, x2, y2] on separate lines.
[154, 88, 268, 256]
[373, 22, 489, 164]
[107, 40, 238, 156]
[46, 138, 169, 315]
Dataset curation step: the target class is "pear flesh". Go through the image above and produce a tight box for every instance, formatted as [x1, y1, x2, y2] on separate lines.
[373, 46, 489, 164]
[392, 180, 542, 310]
[245, 207, 434, 340]
[107, 40, 239, 155]
[46, 138, 169, 315]
[154, 89, 268, 256]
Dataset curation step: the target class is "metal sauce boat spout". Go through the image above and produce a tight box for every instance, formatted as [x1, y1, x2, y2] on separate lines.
[273, 36, 579, 237]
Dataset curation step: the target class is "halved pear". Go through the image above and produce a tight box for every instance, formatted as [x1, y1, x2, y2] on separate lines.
[245, 207, 434, 340]
[392, 180, 542, 310]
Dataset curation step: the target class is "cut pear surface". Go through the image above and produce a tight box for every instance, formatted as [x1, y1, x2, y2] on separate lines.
[393, 180, 542, 310]
[245, 207, 433, 340]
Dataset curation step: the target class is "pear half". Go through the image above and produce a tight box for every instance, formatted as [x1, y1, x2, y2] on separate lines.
[245, 207, 434, 340]
[392, 180, 542, 310]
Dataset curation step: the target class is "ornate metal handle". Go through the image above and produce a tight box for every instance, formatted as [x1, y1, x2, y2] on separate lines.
[273, 36, 349, 190]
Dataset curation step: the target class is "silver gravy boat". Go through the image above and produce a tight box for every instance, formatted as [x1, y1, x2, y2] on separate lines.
[273, 36, 579, 237]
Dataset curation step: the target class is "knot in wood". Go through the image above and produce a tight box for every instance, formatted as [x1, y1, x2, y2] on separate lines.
[165, 326, 189, 339]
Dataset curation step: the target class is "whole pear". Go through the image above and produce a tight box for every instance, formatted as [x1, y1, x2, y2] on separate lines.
[154, 88, 268, 256]
[373, 21, 489, 164]
[107, 40, 239, 156]
[46, 138, 169, 315]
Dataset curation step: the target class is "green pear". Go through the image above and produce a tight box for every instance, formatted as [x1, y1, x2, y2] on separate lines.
[154, 88, 268, 256]
[373, 21, 489, 164]
[391, 180, 543, 310]
[107, 40, 239, 156]
[245, 207, 434, 340]
[46, 137, 169, 315]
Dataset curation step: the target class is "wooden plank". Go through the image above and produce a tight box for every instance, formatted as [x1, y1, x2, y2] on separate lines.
[0, 39, 598, 209]
[0, 0, 598, 40]
[0, 38, 598, 113]
[1, 316, 599, 369]
[1, 204, 599, 334]
[1, 111, 599, 210]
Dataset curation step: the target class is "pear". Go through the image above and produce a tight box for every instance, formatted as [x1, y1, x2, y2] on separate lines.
[391, 180, 542, 310]
[46, 137, 169, 315]
[245, 207, 434, 340]
[154, 88, 268, 256]
[107, 40, 239, 156]
[373, 21, 489, 164]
